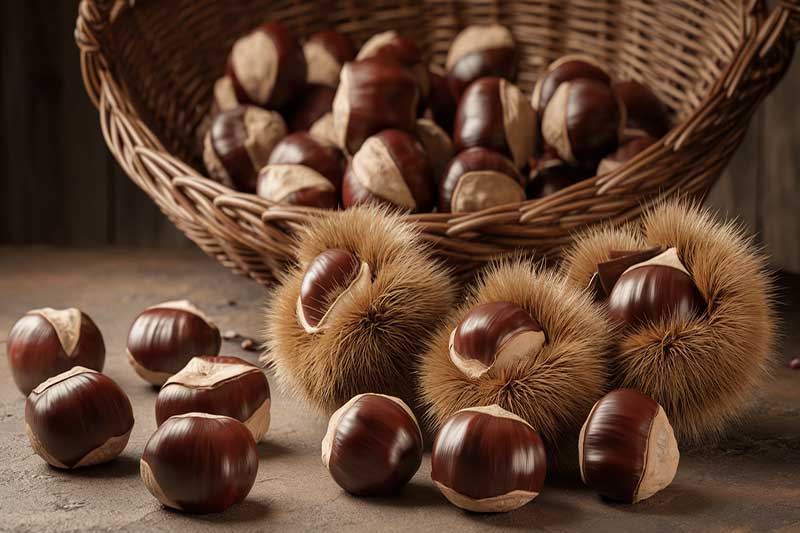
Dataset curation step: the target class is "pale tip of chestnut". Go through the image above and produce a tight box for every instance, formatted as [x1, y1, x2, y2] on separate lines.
[623, 246, 689, 277]
[445, 24, 514, 72]
[148, 299, 216, 326]
[26, 307, 82, 356]
[257, 164, 336, 205]
[499, 79, 536, 169]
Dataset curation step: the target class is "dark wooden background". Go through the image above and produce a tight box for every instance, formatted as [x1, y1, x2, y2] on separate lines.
[1, 1, 798, 271]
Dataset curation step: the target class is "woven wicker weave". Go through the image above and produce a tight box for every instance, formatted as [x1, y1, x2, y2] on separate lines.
[75, 0, 799, 285]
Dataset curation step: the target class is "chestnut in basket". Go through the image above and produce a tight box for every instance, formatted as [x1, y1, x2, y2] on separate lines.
[579, 389, 679, 503]
[431, 405, 547, 513]
[438, 147, 525, 213]
[203, 106, 287, 193]
[453, 77, 535, 169]
[446, 24, 516, 98]
[614, 81, 671, 140]
[127, 300, 221, 386]
[531, 54, 611, 120]
[309, 112, 341, 149]
[226, 21, 307, 109]
[25, 367, 134, 468]
[322, 393, 423, 496]
[141, 413, 258, 513]
[257, 132, 345, 208]
[541, 77, 622, 166]
[287, 84, 337, 132]
[597, 135, 656, 175]
[415, 118, 454, 184]
[211, 76, 239, 115]
[526, 148, 594, 198]
[342, 129, 434, 213]
[427, 66, 458, 133]
[7, 307, 105, 395]
[332, 58, 420, 154]
[303, 30, 355, 89]
[156, 356, 271, 442]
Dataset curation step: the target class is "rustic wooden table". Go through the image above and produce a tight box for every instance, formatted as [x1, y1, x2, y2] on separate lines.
[1, 247, 798, 532]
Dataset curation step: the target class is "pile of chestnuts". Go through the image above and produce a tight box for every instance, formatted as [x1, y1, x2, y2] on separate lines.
[203, 22, 670, 214]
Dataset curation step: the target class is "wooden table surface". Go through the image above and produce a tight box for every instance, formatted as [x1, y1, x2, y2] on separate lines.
[1, 247, 798, 532]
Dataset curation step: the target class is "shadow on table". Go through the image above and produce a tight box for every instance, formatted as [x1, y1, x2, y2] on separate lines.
[257, 439, 293, 460]
[166, 498, 271, 524]
[54, 454, 140, 479]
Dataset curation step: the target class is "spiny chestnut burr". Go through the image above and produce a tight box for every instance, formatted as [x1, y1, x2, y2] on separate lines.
[431, 405, 547, 513]
[257, 132, 344, 208]
[614, 81, 670, 140]
[7, 308, 105, 395]
[156, 356, 271, 442]
[415, 118, 454, 184]
[287, 84, 336, 132]
[332, 58, 420, 154]
[297, 249, 371, 334]
[127, 300, 221, 386]
[438, 148, 524, 214]
[342, 129, 434, 213]
[226, 21, 307, 109]
[541, 77, 623, 166]
[579, 389, 679, 503]
[141, 413, 258, 514]
[453, 77, 535, 169]
[531, 54, 611, 120]
[607, 247, 706, 328]
[322, 393, 423, 496]
[445, 24, 516, 98]
[25, 367, 134, 469]
[427, 66, 458, 133]
[597, 135, 656, 175]
[303, 30, 355, 89]
[203, 106, 287, 193]
[448, 302, 545, 378]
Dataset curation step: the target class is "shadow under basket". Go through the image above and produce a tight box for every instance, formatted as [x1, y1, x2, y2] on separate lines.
[75, 0, 799, 285]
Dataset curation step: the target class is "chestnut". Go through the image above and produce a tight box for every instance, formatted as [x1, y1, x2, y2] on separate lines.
[127, 300, 222, 386]
[303, 30, 355, 89]
[332, 58, 420, 154]
[579, 389, 680, 503]
[591, 246, 665, 301]
[415, 118, 454, 184]
[526, 148, 593, 198]
[25, 367, 134, 468]
[445, 24, 516, 98]
[431, 404, 547, 513]
[257, 132, 344, 208]
[448, 301, 545, 378]
[309, 112, 341, 149]
[321, 393, 423, 496]
[438, 147, 525, 214]
[287, 84, 336, 132]
[541, 77, 622, 166]
[597, 135, 656, 175]
[614, 80, 670, 140]
[156, 355, 270, 441]
[211, 76, 239, 115]
[531, 54, 611, 120]
[297, 248, 371, 334]
[453, 77, 535, 169]
[356, 31, 430, 110]
[226, 21, 307, 109]
[7, 307, 105, 395]
[141, 413, 258, 514]
[427, 66, 458, 133]
[342, 129, 434, 212]
[607, 247, 706, 328]
[202, 106, 287, 193]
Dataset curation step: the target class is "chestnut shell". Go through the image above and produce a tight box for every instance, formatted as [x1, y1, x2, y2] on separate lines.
[300, 249, 361, 328]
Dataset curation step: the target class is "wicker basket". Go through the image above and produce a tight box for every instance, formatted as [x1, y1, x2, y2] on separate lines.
[75, 0, 799, 285]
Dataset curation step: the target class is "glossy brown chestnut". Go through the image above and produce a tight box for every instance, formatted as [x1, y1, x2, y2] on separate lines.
[445, 24, 516, 98]
[427, 66, 458, 133]
[25, 367, 133, 468]
[415, 118, 454, 184]
[453, 77, 535, 168]
[592, 246, 665, 300]
[597, 135, 656, 175]
[322, 393, 423, 496]
[297, 249, 371, 334]
[287, 84, 337, 132]
[525, 148, 593, 199]
[614, 81, 671, 140]
[531, 54, 611, 120]
[431, 405, 547, 512]
[202, 106, 287, 193]
[332, 58, 420, 154]
[342, 129, 434, 212]
[127, 300, 222, 386]
[141, 413, 258, 513]
[156, 356, 271, 442]
[226, 21, 307, 109]
[607, 247, 706, 328]
[579, 389, 679, 503]
[438, 147, 524, 213]
[303, 30, 355, 89]
[7, 308, 105, 395]
[541, 78, 622, 166]
[449, 302, 545, 378]
[257, 132, 345, 208]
